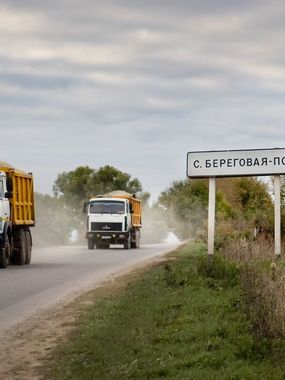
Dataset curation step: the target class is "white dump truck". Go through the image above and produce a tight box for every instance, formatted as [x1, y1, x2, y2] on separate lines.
[85, 191, 142, 249]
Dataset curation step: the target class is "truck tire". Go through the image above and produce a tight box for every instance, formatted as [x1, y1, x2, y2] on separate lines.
[131, 236, 136, 249]
[88, 237, 95, 250]
[25, 230, 32, 265]
[0, 235, 10, 268]
[131, 230, 140, 249]
[135, 230, 140, 249]
[14, 229, 26, 265]
[124, 236, 131, 250]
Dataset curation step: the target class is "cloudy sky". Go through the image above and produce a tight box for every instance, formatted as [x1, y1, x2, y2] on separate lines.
[1, 0, 285, 199]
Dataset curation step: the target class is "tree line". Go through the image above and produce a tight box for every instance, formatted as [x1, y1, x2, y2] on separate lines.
[33, 164, 279, 246]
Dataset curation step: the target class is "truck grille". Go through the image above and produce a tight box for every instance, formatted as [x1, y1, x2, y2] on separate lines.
[91, 222, 122, 232]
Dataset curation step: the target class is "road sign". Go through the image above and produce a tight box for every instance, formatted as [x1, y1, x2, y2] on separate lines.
[186, 148, 283, 260]
[187, 148, 285, 178]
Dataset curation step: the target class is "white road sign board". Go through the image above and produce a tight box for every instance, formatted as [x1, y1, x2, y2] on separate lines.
[187, 148, 285, 178]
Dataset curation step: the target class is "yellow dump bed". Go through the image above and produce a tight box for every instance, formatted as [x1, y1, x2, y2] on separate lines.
[0, 162, 35, 226]
[102, 190, 142, 228]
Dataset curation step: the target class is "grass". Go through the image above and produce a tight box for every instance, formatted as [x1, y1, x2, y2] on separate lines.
[48, 243, 285, 379]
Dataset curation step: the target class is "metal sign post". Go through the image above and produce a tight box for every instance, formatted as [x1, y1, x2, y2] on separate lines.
[274, 175, 281, 258]
[208, 177, 216, 261]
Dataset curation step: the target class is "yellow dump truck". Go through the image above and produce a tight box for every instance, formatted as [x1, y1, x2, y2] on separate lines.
[86, 190, 142, 249]
[0, 162, 35, 268]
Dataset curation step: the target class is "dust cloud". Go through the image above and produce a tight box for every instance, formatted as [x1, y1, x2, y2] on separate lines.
[32, 194, 202, 247]
[32, 193, 82, 247]
[163, 231, 180, 244]
[141, 205, 199, 244]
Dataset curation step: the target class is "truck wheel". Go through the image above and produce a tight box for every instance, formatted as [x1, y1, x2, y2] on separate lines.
[14, 230, 26, 265]
[25, 230, 32, 265]
[131, 231, 140, 248]
[124, 236, 131, 250]
[135, 231, 140, 249]
[88, 238, 95, 250]
[131, 236, 136, 249]
[0, 235, 10, 268]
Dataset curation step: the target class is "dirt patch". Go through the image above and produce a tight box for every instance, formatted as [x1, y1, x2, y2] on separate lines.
[0, 255, 171, 380]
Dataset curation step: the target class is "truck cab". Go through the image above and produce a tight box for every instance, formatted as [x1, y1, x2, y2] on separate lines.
[0, 171, 11, 231]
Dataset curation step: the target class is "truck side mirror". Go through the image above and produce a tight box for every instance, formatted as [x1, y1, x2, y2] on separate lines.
[6, 175, 13, 192]
[5, 191, 12, 199]
[82, 202, 88, 213]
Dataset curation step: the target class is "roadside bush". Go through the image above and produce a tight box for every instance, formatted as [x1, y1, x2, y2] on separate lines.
[220, 235, 275, 262]
[194, 253, 240, 290]
[218, 236, 285, 340]
[241, 263, 285, 340]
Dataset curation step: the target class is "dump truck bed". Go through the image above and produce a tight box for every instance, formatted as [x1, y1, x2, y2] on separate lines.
[129, 197, 142, 227]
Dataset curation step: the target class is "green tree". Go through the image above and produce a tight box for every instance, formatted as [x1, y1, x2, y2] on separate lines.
[53, 165, 143, 210]
[217, 178, 273, 226]
[53, 166, 94, 209]
[89, 165, 142, 196]
[214, 177, 273, 245]
[158, 177, 273, 241]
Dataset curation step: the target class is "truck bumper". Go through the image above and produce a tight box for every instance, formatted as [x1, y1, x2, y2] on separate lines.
[86, 231, 129, 244]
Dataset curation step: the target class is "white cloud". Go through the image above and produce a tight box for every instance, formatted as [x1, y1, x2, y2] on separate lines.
[0, 5, 44, 33]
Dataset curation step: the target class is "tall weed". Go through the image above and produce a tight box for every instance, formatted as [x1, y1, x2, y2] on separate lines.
[241, 263, 285, 339]
[220, 237, 285, 340]
[221, 236, 275, 262]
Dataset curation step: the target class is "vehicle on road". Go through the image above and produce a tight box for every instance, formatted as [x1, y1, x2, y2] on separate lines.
[85, 190, 142, 250]
[0, 162, 35, 268]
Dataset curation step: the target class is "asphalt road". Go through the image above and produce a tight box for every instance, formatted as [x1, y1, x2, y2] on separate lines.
[0, 243, 180, 332]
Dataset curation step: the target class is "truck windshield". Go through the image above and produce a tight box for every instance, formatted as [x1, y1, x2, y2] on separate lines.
[89, 200, 125, 214]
